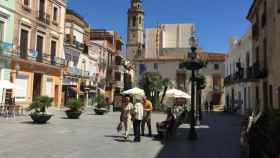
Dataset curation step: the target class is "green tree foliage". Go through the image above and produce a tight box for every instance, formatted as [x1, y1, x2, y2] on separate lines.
[65, 98, 84, 111]
[27, 96, 53, 114]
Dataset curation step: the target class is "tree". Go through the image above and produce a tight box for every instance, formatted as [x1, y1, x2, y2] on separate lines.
[140, 72, 164, 110]
[160, 78, 171, 105]
[194, 74, 206, 121]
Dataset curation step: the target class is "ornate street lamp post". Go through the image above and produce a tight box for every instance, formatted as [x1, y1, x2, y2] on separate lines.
[188, 36, 198, 140]
[180, 36, 205, 140]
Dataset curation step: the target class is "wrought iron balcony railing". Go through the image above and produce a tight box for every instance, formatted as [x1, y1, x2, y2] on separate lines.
[36, 11, 50, 25]
[246, 62, 268, 80]
[0, 41, 13, 55]
[2, 44, 65, 68]
[66, 66, 90, 78]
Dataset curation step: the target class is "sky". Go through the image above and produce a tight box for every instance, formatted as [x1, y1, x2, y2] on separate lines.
[68, 0, 253, 54]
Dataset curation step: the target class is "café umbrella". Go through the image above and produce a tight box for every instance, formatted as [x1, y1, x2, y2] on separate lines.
[122, 87, 145, 96]
[0, 80, 22, 105]
[161, 89, 191, 105]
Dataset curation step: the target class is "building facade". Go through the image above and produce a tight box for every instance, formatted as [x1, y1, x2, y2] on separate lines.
[11, 0, 66, 107]
[247, 0, 280, 111]
[135, 52, 226, 107]
[63, 8, 93, 106]
[0, 0, 16, 103]
[144, 24, 195, 59]
[90, 29, 124, 103]
[224, 29, 254, 115]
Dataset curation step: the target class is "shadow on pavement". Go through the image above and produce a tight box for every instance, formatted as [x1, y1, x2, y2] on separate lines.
[154, 112, 241, 158]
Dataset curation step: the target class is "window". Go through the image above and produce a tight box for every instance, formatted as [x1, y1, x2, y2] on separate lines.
[246, 52, 250, 69]
[51, 40, 57, 65]
[263, 38, 267, 69]
[23, 0, 29, 6]
[132, 16, 136, 27]
[36, 35, 44, 61]
[261, 2, 267, 28]
[0, 21, 4, 41]
[256, 86, 259, 106]
[53, 6, 58, 22]
[269, 85, 273, 108]
[115, 72, 121, 81]
[46, 78, 53, 97]
[252, 23, 258, 40]
[115, 56, 122, 65]
[278, 0, 280, 13]
[139, 16, 142, 24]
[154, 63, 158, 70]
[214, 64, 219, 70]
[263, 82, 268, 109]
[256, 46, 260, 63]
[15, 74, 28, 101]
[20, 29, 29, 59]
[278, 87, 280, 107]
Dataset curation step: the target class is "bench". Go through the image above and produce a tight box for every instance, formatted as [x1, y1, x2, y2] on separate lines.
[157, 111, 189, 140]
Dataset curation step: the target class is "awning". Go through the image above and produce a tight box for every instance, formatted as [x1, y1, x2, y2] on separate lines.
[69, 87, 85, 95]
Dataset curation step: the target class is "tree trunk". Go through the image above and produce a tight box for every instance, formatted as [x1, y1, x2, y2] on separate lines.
[160, 86, 168, 105]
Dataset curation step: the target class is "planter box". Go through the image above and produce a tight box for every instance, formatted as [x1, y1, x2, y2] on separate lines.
[94, 108, 108, 115]
[30, 114, 52, 124]
[65, 110, 82, 119]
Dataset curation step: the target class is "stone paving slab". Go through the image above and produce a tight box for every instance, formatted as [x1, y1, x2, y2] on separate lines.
[0, 109, 240, 158]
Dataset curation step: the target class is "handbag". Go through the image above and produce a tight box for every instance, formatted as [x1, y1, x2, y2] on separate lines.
[117, 122, 123, 132]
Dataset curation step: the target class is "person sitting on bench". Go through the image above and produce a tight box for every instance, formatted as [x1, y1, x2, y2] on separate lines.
[156, 108, 175, 138]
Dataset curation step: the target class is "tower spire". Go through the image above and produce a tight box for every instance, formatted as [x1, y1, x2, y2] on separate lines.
[127, 0, 145, 61]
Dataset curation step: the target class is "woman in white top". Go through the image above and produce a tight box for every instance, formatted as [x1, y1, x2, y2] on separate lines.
[121, 97, 133, 139]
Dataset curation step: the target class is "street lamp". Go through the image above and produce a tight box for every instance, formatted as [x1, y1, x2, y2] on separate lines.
[188, 36, 198, 140]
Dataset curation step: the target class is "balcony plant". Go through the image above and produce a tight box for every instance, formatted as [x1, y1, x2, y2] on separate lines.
[94, 94, 108, 115]
[65, 98, 85, 119]
[27, 96, 53, 124]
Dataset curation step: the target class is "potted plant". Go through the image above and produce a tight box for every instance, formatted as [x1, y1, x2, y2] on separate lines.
[94, 94, 108, 115]
[27, 96, 53, 124]
[65, 98, 84, 119]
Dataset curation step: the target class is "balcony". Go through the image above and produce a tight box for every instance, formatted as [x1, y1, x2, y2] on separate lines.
[246, 62, 268, 81]
[0, 41, 13, 56]
[64, 35, 85, 51]
[224, 70, 244, 86]
[36, 11, 50, 25]
[22, 4, 31, 13]
[66, 66, 90, 78]
[9, 48, 64, 68]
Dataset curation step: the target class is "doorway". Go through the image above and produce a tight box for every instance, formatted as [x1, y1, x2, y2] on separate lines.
[33, 73, 42, 100]
[54, 85, 59, 106]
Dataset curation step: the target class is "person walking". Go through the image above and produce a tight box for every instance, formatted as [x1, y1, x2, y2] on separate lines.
[121, 97, 133, 139]
[132, 97, 143, 142]
[141, 96, 153, 136]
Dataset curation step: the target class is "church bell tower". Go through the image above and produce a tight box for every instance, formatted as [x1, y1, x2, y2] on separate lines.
[127, 0, 145, 61]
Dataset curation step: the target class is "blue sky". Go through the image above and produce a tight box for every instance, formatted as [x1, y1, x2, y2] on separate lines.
[68, 0, 253, 54]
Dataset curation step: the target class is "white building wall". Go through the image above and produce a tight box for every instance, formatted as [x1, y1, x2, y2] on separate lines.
[225, 29, 253, 115]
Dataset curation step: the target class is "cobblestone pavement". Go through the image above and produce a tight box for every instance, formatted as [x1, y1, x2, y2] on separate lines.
[0, 109, 240, 158]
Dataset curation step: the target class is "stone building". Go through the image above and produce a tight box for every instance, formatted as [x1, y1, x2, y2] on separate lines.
[126, 0, 145, 61]
[247, 0, 280, 110]
[144, 24, 195, 58]
[135, 52, 226, 107]
[224, 29, 254, 115]
[63, 8, 92, 106]
[11, 0, 66, 107]
[90, 29, 124, 103]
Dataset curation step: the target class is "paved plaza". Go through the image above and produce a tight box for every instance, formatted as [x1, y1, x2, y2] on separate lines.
[0, 109, 240, 158]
